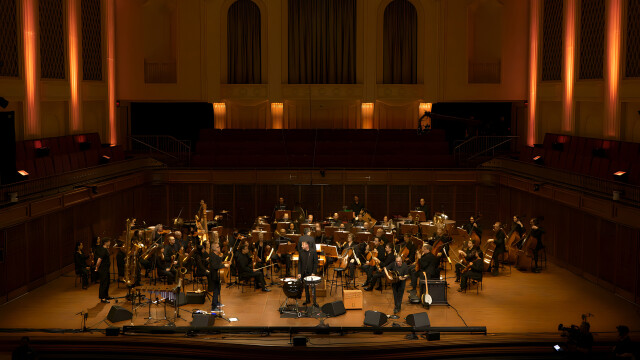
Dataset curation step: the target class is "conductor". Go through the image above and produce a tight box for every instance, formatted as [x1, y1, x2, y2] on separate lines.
[297, 241, 318, 306]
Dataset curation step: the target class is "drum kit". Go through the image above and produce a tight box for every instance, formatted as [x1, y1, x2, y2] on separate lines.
[278, 275, 322, 318]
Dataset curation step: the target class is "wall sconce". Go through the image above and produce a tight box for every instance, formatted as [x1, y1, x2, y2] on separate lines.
[361, 102, 374, 129]
[417, 102, 432, 134]
[213, 103, 226, 129]
[271, 102, 284, 129]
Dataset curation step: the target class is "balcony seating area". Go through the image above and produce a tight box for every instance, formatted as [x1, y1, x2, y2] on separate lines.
[519, 133, 640, 184]
[192, 129, 453, 168]
[15, 133, 125, 180]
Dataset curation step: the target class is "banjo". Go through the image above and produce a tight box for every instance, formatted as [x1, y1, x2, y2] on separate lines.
[421, 272, 432, 307]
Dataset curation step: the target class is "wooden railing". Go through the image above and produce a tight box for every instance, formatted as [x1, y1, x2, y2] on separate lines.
[481, 158, 640, 204]
[0, 157, 165, 205]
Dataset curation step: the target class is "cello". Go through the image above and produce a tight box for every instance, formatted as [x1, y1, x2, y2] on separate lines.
[505, 216, 524, 264]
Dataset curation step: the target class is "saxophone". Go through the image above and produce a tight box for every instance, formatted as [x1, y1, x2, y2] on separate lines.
[123, 218, 138, 287]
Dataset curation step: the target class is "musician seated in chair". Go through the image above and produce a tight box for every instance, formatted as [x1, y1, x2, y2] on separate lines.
[462, 216, 482, 239]
[194, 245, 209, 279]
[455, 240, 482, 283]
[74, 242, 90, 289]
[364, 243, 395, 291]
[410, 244, 440, 292]
[236, 245, 270, 292]
[304, 214, 314, 224]
[358, 242, 375, 288]
[486, 222, 506, 276]
[458, 250, 483, 292]
[297, 241, 318, 305]
[156, 247, 176, 285]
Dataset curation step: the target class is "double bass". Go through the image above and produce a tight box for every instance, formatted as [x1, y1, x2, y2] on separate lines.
[515, 228, 538, 271]
[505, 218, 524, 264]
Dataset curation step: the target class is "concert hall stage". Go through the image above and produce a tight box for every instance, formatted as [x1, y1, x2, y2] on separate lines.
[0, 259, 637, 358]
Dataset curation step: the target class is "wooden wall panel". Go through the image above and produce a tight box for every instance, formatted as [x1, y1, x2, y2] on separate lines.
[615, 226, 638, 295]
[345, 185, 365, 209]
[60, 208, 76, 269]
[257, 185, 278, 219]
[366, 185, 387, 220]
[235, 185, 256, 230]
[323, 185, 344, 217]
[411, 185, 431, 216]
[27, 217, 45, 285]
[44, 213, 61, 275]
[278, 185, 299, 209]
[4, 224, 26, 296]
[213, 185, 234, 227]
[455, 185, 475, 224]
[300, 185, 321, 220]
[432, 185, 454, 217]
[599, 220, 617, 284]
[188, 184, 213, 221]
[581, 214, 598, 276]
[389, 185, 409, 218]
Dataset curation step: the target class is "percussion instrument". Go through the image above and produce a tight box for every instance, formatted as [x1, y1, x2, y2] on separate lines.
[281, 278, 303, 299]
[304, 275, 321, 285]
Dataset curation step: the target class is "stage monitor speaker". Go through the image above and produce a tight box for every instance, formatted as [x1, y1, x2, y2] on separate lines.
[419, 279, 448, 305]
[186, 291, 206, 304]
[321, 301, 346, 317]
[406, 312, 430, 331]
[427, 332, 440, 341]
[107, 306, 132, 323]
[0, 112, 17, 185]
[191, 313, 215, 327]
[363, 310, 387, 327]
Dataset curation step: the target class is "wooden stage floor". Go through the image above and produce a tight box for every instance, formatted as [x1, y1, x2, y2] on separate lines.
[0, 259, 638, 340]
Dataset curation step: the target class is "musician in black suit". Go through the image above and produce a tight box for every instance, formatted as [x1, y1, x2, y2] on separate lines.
[208, 243, 229, 311]
[458, 250, 483, 292]
[275, 197, 287, 211]
[297, 241, 318, 305]
[415, 198, 431, 219]
[74, 242, 90, 289]
[384, 255, 410, 314]
[410, 244, 440, 291]
[94, 238, 111, 303]
[530, 218, 545, 273]
[364, 243, 394, 291]
[487, 222, 506, 275]
[236, 245, 270, 291]
[156, 247, 176, 285]
[350, 195, 364, 215]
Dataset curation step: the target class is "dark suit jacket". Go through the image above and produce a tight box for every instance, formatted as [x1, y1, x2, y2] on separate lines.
[298, 249, 318, 276]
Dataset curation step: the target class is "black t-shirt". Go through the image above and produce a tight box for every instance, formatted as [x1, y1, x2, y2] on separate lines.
[96, 247, 110, 273]
[74, 251, 89, 271]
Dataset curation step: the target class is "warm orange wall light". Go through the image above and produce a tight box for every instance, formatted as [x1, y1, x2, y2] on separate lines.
[527, 0, 540, 146]
[562, 0, 575, 133]
[23, 0, 39, 137]
[107, 0, 117, 145]
[68, 0, 81, 132]
[271, 103, 284, 129]
[213, 103, 227, 129]
[605, 0, 621, 138]
[361, 103, 374, 129]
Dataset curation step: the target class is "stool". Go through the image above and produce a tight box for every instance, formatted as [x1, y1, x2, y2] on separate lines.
[329, 267, 346, 296]
[464, 276, 483, 294]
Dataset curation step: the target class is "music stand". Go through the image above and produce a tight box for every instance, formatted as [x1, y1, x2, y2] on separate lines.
[410, 211, 426, 222]
[338, 211, 354, 222]
[324, 226, 338, 239]
[355, 232, 372, 243]
[275, 210, 291, 221]
[400, 224, 419, 236]
[276, 222, 292, 233]
[334, 231, 349, 244]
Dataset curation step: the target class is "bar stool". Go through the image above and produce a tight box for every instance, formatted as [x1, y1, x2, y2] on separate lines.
[329, 267, 346, 296]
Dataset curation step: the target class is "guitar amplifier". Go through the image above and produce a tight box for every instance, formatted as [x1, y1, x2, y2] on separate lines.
[418, 279, 448, 306]
[186, 291, 206, 304]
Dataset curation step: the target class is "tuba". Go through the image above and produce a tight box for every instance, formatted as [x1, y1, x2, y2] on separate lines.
[123, 218, 138, 287]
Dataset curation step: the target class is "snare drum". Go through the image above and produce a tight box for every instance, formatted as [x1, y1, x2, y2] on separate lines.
[303, 275, 321, 285]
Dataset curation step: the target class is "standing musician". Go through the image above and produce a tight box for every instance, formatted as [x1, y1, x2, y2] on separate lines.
[462, 216, 482, 240]
[455, 240, 482, 283]
[94, 238, 112, 303]
[236, 245, 271, 292]
[208, 243, 229, 311]
[384, 256, 410, 315]
[415, 198, 431, 219]
[350, 195, 364, 215]
[74, 242, 91, 289]
[113, 236, 125, 284]
[409, 244, 440, 291]
[486, 222, 506, 276]
[274, 197, 287, 212]
[364, 243, 395, 291]
[297, 241, 318, 306]
[458, 250, 483, 292]
[530, 218, 545, 273]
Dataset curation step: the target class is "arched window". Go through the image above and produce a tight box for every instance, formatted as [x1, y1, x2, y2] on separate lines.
[228, 0, 261, 84]
[383, 0, 417, 84]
